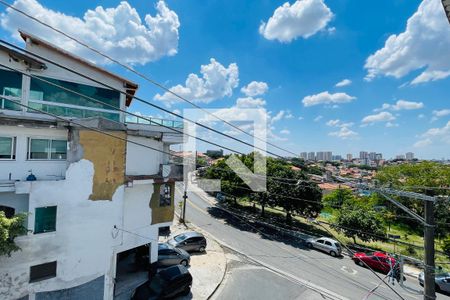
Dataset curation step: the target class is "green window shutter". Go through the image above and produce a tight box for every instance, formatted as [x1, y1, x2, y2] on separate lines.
[34, 206, 57, 234]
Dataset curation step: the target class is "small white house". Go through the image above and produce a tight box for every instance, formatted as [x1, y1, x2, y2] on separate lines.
[0, 32, 183, 300]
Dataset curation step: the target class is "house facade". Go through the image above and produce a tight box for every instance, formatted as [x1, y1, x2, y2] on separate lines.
[0, 32, 183, 300]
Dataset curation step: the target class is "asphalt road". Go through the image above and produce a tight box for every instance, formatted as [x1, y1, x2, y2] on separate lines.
[175, 186, 450, 300]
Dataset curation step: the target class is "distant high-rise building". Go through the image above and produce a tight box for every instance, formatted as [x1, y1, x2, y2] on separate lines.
[369, 152, 377, 160]
[325, 151, 332, 161]
[376, 153, 383, 160]
[406, 152, 414, 160]
[300, 152, 307, 160]
[307, 152, 315, 161]
[360, 151, 368, 159]
[332, 155, 342, 161]
[316, 151, 325, 161]
[346, 154, 353, 161]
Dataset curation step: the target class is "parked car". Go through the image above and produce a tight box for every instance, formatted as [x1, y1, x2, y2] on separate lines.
[168, 231, 207, 252]
[131, 265, 192, 300]
[305, 237, 342, 257]
[352, 251, 401, 279]
[158, 243, 190, 267]
[419, 270, 450, 293]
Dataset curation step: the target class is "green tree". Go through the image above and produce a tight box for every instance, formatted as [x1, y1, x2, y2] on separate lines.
[333, 204, 386, 244]
[0, 212, 27, 257]
[322, 188, 354, 208]
[443, 238, 450, 259]
[270, 168, 322, 223]
[376, 162, 450, 236]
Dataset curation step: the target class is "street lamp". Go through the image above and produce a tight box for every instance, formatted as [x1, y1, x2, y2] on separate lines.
[443, 0, 450, 24]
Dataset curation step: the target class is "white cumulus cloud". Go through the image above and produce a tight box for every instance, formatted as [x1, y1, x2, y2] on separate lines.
[364, 0, 450, 84]
[236, 97, 266, 108]
[302, 91, 356, 107]
[375, 100, 424, 112]
[313, 115, 323, 122]
[1, 0, 180, 65]
[241, 81, 269, 97]
[415, 121, 450, 147]
[154, 58, 239, 105]
[329, 127, 358, 139]
[335, 79, 352, 87]
[362, 112, 395, 124]
[259, 0, 333, 43]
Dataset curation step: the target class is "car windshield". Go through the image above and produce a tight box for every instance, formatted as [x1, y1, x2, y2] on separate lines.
[174, 234, 188, 242]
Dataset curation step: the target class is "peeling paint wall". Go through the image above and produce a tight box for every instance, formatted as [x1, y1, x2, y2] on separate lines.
[78, 130, 126, 200]
[0, 160, 160, 300]
[150, 182, 175, 225]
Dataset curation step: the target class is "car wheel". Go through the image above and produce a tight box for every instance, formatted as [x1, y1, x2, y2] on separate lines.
[357, 260, 365, 267]
[330, 250, 337, 257]
[435, 283, 441, 293]
[199, 246, 205, 252]
[306, 243, 313, 249]
[180, 260, 188, 267]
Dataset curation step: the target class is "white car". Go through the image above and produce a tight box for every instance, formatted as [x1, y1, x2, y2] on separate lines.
[419, 271, 450, 293]
[305, 237, 342, 257]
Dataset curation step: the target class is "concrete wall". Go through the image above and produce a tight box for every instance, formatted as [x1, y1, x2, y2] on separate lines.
[0, 125, 67, 181]
[78, 130, 126, 200]
[0, 159, 124, 300]
[150, 182, 175, 225]
[125, 136, 165, 176]
[35, 276, 104, 300]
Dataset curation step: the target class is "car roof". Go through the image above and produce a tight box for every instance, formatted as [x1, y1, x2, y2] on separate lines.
[159, 265, 190, 281]
[176, 231, 204, 238]
[158, 243, 174, 250]
[317, 237, 339, 243]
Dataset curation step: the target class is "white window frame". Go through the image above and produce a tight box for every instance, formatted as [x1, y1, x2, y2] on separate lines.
[0, 136, 16, 160]
[27, 138, 67, 161]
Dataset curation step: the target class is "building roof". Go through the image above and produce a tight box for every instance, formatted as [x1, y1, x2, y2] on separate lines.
[0, 43, 46, 70]
[19, 30, 138, 107]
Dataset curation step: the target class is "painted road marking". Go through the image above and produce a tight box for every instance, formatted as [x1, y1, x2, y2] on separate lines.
[341, 265, 358, 276]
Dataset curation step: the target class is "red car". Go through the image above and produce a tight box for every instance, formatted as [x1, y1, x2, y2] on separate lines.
[352, 251, 397, 275]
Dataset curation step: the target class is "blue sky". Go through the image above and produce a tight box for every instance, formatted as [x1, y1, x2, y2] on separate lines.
[1, 0, 450, 159]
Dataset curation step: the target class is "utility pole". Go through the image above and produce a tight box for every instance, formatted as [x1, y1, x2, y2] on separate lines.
[424, 200, 436, 300]
[358, 184, 436, 300]
[181, 190, 188, 224]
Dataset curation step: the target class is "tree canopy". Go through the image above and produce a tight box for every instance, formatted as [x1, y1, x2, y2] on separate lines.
[0, 212, 27, 257]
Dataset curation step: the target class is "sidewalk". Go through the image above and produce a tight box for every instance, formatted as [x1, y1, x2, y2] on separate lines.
[162, 219, 227, 300]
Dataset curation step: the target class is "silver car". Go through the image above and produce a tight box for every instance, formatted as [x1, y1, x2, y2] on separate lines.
[419, 271, 450, 293]
[168, 231, 207, 253]
[305, 237, 342, 257]
[157, 243, 190, 267]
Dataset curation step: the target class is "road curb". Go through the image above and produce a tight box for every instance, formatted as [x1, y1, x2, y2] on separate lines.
[174, 211, 228, 300]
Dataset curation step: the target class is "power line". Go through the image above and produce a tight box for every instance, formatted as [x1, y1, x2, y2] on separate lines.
[0, 0, 300, 158]
[0, 60, 249, 156]
[0, 95, 185, 160]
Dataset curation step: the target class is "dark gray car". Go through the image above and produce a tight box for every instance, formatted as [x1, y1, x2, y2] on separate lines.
[167, 231, 207, 252]
[157, 243, 190, 267]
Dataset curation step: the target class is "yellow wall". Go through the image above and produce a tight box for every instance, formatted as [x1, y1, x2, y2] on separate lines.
[79, 130, 126, 200]
[150, 182, 175, 224]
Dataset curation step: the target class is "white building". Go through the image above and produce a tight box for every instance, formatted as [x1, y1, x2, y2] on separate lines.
[406, 152, 414, 160]
[307, 152, 315, 161]
[0, 32, 183, 300]
[300, 152, 307, 160]
[346, 154, 352, 161]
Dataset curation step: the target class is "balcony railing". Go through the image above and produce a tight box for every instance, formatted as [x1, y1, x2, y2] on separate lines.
[126, 115, 183, 129]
